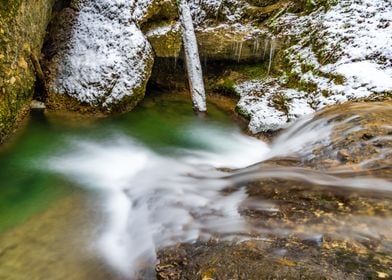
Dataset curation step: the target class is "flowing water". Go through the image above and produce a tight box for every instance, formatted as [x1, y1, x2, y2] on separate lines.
[0, 95, 391, 279]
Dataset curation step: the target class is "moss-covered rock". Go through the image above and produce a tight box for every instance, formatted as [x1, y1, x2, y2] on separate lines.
[0, 0, 56, 143]
[246, 0, 280, 7]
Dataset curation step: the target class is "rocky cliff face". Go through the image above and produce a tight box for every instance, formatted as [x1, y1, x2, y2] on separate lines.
[0, 0, 56, 142]
[1, 0, 390, 141]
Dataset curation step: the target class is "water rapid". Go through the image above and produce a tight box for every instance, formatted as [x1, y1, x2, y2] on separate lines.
[40, 101, 392, 278]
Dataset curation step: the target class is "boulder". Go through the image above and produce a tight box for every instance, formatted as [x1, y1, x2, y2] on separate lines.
[0, 0, 56, 142]
[43, 1, 154, 114]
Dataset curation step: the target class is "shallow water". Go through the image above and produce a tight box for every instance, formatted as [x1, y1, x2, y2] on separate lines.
[0, 93, 266, 279]
[0, 96, 391, 279]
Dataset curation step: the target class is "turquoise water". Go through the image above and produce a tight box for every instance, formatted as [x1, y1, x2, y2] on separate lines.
[0, 93, 236, 233]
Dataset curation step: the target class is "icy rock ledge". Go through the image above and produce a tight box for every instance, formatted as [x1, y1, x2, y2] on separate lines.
[46, 0, 154, 113]
[236, 0, 392, 133]
[235, 79, 314, 133]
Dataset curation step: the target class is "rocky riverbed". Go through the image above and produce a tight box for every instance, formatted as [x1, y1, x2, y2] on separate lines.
[0, 0, 391, 279]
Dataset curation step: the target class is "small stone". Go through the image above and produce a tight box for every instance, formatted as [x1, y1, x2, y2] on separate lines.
[18, 57, 28, 70]
[31, 100, 46, 109]
[9, 77, 16, 84]
[361, 132, 374, 140]
[337, 149, 350, 161]
[377, 272, 389, 278]
[275, 257, 297, 267]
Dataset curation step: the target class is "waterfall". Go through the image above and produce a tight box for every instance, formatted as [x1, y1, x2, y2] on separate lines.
[178, 0, 207, 112]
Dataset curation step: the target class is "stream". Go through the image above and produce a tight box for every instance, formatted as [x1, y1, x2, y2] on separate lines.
[0, 93, 391, 279]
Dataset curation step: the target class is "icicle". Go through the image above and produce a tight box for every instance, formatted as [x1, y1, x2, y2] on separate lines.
[263, 38, 269, 60]
[253, 40, 257, 55]
[234, 42, 239, 57]
[178, 0, 207, 112]
[237, 41, 243, 62]
[268, 38, 276, 75]
[253, 38, 260, 55]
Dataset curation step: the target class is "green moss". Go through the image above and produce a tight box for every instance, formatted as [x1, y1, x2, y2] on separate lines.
[0, 0, 56, 143]
[238, 64, 269, 79]
[333, 74, 345, 85]
[235, 105, 251, 120]
[0, 0, 22, 19]
[296, 0, 338, 13]
[271, 93, 289, 115]
[210, 78, 237, 97]
[266, 5, 287, 28]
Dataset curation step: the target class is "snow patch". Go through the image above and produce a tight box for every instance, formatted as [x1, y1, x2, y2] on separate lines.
[235, 79, 314, 132]
[282, 0, 392, 99]
[189, 0, 245, 25]
[146, 22, 181, 37]
[237, 0, 392, 133]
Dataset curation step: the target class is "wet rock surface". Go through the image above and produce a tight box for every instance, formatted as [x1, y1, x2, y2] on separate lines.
[0, 193, 123, 280]
[156, 101, 392, 279]
[305, 101, 392, 175]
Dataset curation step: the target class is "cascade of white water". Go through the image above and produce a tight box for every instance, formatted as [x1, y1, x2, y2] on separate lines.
[178, 0, 207, 112]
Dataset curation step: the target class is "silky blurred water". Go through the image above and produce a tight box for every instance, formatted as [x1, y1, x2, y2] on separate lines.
[0, 95, 391, 279]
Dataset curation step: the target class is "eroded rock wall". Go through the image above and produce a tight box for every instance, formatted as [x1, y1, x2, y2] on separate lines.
[0, 0, 56, 142]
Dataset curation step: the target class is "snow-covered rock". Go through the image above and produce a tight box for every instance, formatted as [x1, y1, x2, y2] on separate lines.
[236, 0, 392, 133]
[236, 79, 314, 132]
[46, 0, 154, 113]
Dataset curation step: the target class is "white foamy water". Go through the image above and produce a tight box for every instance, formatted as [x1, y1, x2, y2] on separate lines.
[45, 126, 269, 277]
[43, 115, 392, 278]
